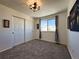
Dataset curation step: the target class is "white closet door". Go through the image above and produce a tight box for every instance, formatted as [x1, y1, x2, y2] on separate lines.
[13, 16, 25, 46]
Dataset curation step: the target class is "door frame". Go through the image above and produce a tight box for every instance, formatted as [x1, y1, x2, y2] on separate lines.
[12, 16, 26, 47]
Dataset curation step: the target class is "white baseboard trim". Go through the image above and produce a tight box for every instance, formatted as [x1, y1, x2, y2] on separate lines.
[68, 47, 74, 59]
[0, 47, 13, 53]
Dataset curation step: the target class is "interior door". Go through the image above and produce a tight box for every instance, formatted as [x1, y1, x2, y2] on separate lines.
[13, 16, 25, 46]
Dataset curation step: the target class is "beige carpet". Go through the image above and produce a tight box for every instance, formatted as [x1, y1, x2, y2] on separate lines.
[0, 39, 71, 59]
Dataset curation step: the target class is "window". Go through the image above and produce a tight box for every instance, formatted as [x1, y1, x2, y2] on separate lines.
[41, 20, 47, 31]
[41, 19, 56, 31]
[48, 20, 56, 31]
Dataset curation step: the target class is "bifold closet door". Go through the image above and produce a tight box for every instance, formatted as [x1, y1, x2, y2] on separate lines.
[13, 16, 25, 46]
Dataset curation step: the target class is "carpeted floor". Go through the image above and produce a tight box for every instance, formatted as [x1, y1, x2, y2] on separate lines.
[0, 39, 71, 59]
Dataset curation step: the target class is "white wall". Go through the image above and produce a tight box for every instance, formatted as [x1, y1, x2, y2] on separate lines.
[68, 31, 79, 59]
[0, 4, 34, 52]
[41, 31, 55, 42]
[33, 18, 40, 39]
[33, 11, 68, 45]
[68, 0, 79, 59]
[58, 11, 68, 45]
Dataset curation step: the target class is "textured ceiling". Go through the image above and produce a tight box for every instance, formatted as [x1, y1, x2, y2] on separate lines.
[0, 0, 68, 17]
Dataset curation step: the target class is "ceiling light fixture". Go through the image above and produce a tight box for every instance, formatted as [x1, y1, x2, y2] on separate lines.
[27, 0, 41, 12]
[29, 2, 40, 12]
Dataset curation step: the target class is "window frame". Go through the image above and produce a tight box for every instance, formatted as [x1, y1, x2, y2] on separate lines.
[40, 18, 56, 32]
